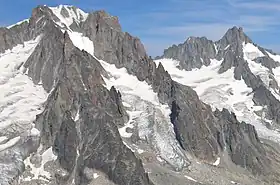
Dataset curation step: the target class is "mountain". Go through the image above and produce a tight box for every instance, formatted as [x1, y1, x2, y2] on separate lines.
[0, 4, 280, 185]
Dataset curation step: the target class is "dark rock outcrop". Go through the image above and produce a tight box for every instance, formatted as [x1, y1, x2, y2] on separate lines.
[160, 37, 216, 70]
[253, 85, 280, 124]
[254, 56, 280, 72]
[214, 109, 270, 175]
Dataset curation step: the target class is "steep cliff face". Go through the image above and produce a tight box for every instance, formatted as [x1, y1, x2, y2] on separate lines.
[1, 4, 280, 185]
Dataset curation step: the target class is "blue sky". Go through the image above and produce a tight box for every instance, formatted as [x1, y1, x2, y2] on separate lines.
[1, 0, 280, 56]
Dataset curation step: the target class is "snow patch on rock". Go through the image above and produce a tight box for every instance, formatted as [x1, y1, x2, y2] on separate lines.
[30, 128, 40, 136]
[68, 31, 94, 56]
[93, 173, 99, 179]
[118, 111, 141, 138]
[213, 157, 220, 166]
[23, 147, 57, 182]
[243, 43, 264, 61]
[50, 5, 88, 28]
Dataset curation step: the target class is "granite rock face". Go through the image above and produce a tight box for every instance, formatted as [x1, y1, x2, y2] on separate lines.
[253, 85, 280, 125]
[167, 82, 271, 175]
[214, 108, 270, 175]
[169, 83, 220, 161]
[161, 37, 216, 70]
[254, 56, 280, 72]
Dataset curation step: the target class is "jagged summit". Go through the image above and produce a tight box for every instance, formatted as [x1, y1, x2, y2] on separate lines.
[158, 26, 269, 72]
[218, 26, 252, 46]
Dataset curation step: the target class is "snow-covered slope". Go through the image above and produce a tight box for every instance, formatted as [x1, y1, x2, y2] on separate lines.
[0, 36, 51, 185]
[155, 58, 280, 143]
[0, 36, 47, 138]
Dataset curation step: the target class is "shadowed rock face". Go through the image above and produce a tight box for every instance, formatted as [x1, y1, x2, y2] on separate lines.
[167, 82, 271, 175]
[214, 109, 270, 175]
[168, 83, 220, 161]
[254, 56, 280, 72]
[253, 85, 280, 124]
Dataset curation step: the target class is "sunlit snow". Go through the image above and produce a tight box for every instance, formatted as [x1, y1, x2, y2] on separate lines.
[50, 5, 88, 28]
[243, 43, 280, 103]
[243, 43, 264, 61]
[7, 19, 29, 29]
[266, 51, 280, 63]
[0, 36, 48, 136]
[68, 31, 94, 56]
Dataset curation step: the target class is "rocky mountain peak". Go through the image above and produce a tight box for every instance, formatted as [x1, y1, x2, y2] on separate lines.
[158, 25, 262, 73]
[217, 26, 252, 52]
[222, 26, 251, 43]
